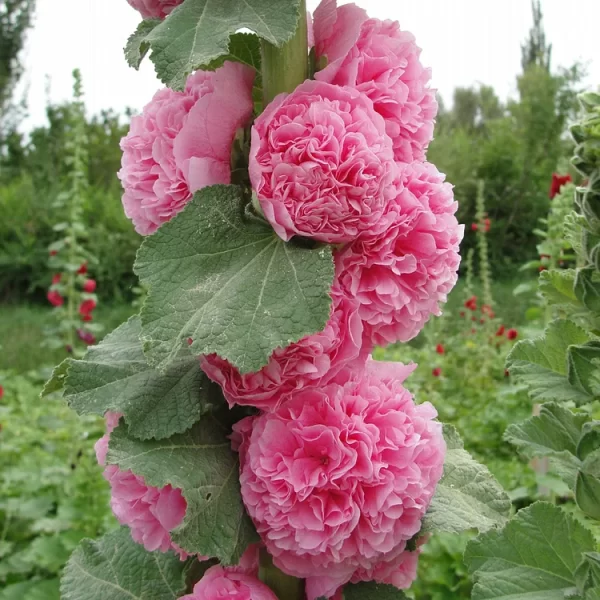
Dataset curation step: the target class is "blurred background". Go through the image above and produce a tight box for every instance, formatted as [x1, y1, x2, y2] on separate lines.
[0, 1, 598, 598]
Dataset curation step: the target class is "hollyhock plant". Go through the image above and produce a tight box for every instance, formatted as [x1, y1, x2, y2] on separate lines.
[95, 412, 190, 558]
[126, 0, 183, 19]
[313, 0, 437, 163]
[249, 79, 397, 243]
[180, 566, 278, 600]
[236, 360, 445, 599]
[119, 61, 254, 235]
[201, 294, 368, 411]
[333, 161, 462, 347]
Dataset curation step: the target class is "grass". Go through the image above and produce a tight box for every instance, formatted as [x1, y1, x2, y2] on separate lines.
[0, 302, 136, 372]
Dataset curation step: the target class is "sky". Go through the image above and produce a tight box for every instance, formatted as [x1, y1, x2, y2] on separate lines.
[17, 0, 600, 132]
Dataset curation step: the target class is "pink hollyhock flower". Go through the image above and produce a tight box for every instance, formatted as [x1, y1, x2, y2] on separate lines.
[180, 565, 278, 600]
[126, 0, 182, 20]
[201, 294, 368, 411]
[334, 161, 462, 347]
[236, 360, 445, 599]
[249, 79, 397, 243]
[314, 0, 437, 163]
[47, 290, 64, 307]
[95, 412, 189, 559]
[79, 299, 96, 316]
[119, 62, 254, 235]
[83, 279, 97, 293]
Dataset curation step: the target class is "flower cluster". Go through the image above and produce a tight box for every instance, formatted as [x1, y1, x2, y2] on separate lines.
[110, 0, 460, 597]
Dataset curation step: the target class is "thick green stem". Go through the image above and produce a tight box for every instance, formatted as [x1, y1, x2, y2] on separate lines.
[261, 0, 308, 105]
[259, 548, 305, 600]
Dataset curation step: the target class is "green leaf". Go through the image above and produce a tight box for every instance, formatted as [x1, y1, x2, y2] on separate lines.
[576, 470, 600, 520]
[135, 185, 334, 374]
[506, 319, 593, 405]
[62, 316, 217, 440]
[107, 416, 258, 564]
[146, 0, 302, 90]
[41, 358, 71, 397]
[578, 422, 600, 460]
[125, 19, 161, 69]
[465, 502, 596, 600]
[0, 579, 60, 600]
[504, 403, 587, 457]
[575, 267, 600, 312]
[343, 582, 409, 599]
[504, 403, 586, 487]
[421, 425, 510, 534]
[61, 528, 189, 600]
[587, 589, 600, 600]
[539, 269, 579, 307]
[567, 342, 600, 396]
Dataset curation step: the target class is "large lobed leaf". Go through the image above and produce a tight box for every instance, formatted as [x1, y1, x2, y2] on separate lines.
[506, 319, 594, 405]
[135, 185, 334, 375]
[422, 425, 510, 534]
[107, 416, 257, 565]
[61, 528, 190, 600]
[342, 582, 409, 599]
[143, 0, 302, 89]
[465, 502, 596, 600]
[43, 316, 218, 441]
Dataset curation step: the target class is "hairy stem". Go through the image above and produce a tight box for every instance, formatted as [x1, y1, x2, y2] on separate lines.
[261, 0, 308, 105]
[259, 548, 305, 600]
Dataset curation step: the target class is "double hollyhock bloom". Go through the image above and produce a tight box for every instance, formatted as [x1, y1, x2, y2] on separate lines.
[95, 413, 189, 559]
[126, 0, 183, 19]
[235, 360, 445, 599]
[118, 62, 254, 235]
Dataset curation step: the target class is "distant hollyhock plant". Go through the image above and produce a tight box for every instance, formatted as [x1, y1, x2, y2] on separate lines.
[334, 161, 462, 347]
[201, 293, 368, 411]
[250, 79, 397, 243]
[126, 0, 183, 19]
[95, 413, 190, 559]
[313, 0, 437, 163]
[235, 360, 445, 600]
[119, 61, 254, 234]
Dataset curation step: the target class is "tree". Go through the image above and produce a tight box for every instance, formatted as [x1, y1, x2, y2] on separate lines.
[0, 0, 35, 135]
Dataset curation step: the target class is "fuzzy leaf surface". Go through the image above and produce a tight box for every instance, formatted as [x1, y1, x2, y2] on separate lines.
[146, 0, 301, 89]
[506, 319, 593, 404]
[107, 416, 257, 564]
[422, 425, 510, 534]
[125, 19, 161, 69]
[135, 185, 334, 374]
[61, 528, 189, 600]
[62, 316, 216, 440]
[465, 502, 596, 600]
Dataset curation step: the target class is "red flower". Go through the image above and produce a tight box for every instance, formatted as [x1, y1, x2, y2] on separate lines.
[79, 299, 96, 316]
[47, 290, 64, 307]
[52, 274, 62, 285]
[484, 218, 491, 232]
[549, 173, 572, 199]
[506, 328, 518, 340]
[436, 344, 444, 355]
[83, 279, 97, 293]
[77, 329, 96, 345]
[471, 223, 478, 232]
[77, 262, 88, 275]
[504, 369, 510, 377]
[432, 367, 442, 377]
[481, 304, 495, 318]
[49, 249, 58, 256]
[460, 311, 465, 318]
[187, 338, 193, 346]
[480, 318, 486, 324]
[538, 265, 547, 272]
[464, 295, 477, 311]
[0, 385, 3, 400]
[82, 314, 93, 322]
[496, 325, 505, 336]
[66, 345, 73, 354]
